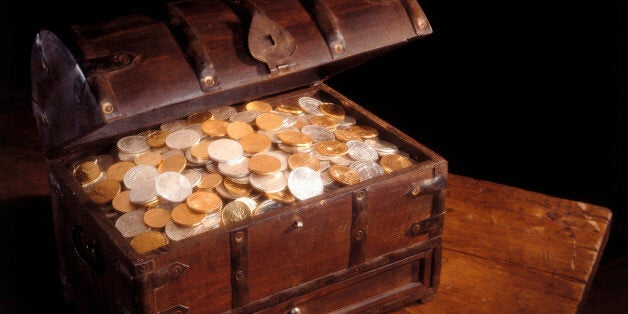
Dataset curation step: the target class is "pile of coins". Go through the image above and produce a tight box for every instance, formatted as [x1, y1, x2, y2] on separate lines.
[70, 96, 415, 253]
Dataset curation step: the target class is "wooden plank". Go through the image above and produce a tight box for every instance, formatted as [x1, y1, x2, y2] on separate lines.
[395, 174, 612, 313]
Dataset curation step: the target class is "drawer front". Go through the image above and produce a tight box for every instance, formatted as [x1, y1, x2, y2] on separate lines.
[260, 249, 434, 314]
[248, 194, 353, 300]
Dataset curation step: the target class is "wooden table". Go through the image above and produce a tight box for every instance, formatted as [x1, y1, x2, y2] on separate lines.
[0, 99, 612, 313]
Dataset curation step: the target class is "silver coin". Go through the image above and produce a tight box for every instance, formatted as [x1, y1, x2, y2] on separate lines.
[160, 119, 188, 132]
[319, 160, 331, 172]
[364, 138, 398, 155]
[338, 116, 357, 129]
[253, 150, 288, 172]
[254, 199, 283, 216]
[164, 212, 220, 241]
[346, 140, 379, 162]
[123, 165, 159, 189]
[210, 105, 237, 121]
[162, 149, 185, 159]
[166, 129, 201, 150]
[115, 210, 151, 238]
[297, 96, 323, 115]
[288, 167, 323, 200]
[278, 112, 298, 128]
[129, 183, 158, 204]
[205, 161, 219, 173]
[256, 130, 281, 144]
[207, 138, 244, 163]
[117, 135, 150, 154]
[349, 160, 385, 181]
[155, 172, 193, 203]
[229, 110, 262, 123]
[319, 170, 335, 186]
[184, 123, 204, 136]
[227, 175, 250, 185]
[330, 154, 353, 166]
[217, 156, 250, 178]
[301, 125, 335, 143]
[250, 171, 287, 193]
[235, 197, 258, 214]
[182, 168, 203, 187]
[117, 150, 140, 162]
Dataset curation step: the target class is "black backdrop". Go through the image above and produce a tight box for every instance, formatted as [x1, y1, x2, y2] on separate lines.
[1, 0, 626, 312]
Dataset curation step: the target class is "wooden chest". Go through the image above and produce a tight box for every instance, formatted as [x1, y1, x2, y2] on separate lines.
[30, 1, 447, 313]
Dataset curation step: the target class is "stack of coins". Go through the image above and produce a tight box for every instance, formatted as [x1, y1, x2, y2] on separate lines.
[68, 94, 416, 254]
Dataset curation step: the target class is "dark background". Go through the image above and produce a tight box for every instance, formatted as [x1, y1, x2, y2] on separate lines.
[1, 0, 626, 312]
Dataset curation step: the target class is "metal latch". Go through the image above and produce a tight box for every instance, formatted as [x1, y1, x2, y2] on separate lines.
[405, 174, 447, 199]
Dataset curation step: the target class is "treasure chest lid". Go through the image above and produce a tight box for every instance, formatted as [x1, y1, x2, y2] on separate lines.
[30, 0, 432, 153]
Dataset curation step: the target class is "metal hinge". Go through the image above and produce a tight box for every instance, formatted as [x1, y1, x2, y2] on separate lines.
[134, 261, 189, 291]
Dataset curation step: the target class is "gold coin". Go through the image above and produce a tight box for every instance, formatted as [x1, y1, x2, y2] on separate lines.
[315, 140, 349, 157]
[221, 200, 251, 226]
[130, 231, 169, 253]
[239, 133, 272, 154]
[186, 191, 222, 214]
[73, 160, 101, 184]
[288, 152, 321, 171]
[187, 110, 213, 124]
[294, 119, 308, 130]
[190, 140, 211, 161]
[275, 104, 303, 115]
[143, 198, 161, 207]
[146, 130, 170, 148]
[319, 102, 345, 120]
[277, 130, 313, 147]
[328, 164, 361, 185]
[134, 151, 162, 167]
[310, 115, 339, 130]
[143, 207, 171, 228]
[112, 190, 139, 213]
[201, 119, 229, 137]
[171, 203, 207, 227]
[346, 125, 379, 139]
[255, 112, 283, 131]
[89, 179, 121, 205]
[158, 154, 187, 173]
[197, 172, 223, 190]
[106, 161, 136, 181]
[265, 189, 296, 204]
[249, 154, 281, 175]
[222, 178, 253, 197]
[245, 100, 273, 112]
[334, 129, 362, 142]
[379, 153, 414, 174]
[226, 121, 254, 140]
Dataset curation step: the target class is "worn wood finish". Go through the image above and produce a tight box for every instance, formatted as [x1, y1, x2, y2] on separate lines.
[396, 175, 612, 314]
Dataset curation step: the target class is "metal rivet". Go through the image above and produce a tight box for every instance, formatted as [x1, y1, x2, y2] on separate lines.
[235, 270, 245, 281]
[101, 102, 114, 114]
[293, 220, 303, 228]
[356, 190, 365, 199]
[117, 54, 130, 65]
[418, 19, 427, 30]
[411, 224, 421, 235]
[202, 76, 215, 87]
[412, 185, 421, 196]
[288, 307, 302, 314]
[234, 231, 244, 242]
[333, 43, 345, 54]
[354, 230, 364, 241]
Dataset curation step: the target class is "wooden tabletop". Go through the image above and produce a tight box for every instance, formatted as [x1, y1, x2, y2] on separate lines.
[0, 97, 612, 313]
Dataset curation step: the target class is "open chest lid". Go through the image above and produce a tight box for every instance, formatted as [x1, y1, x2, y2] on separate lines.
[30, 0, 432, 154]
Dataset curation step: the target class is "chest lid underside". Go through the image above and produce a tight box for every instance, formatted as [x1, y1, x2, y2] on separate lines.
[31, 0, 432, 154]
